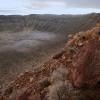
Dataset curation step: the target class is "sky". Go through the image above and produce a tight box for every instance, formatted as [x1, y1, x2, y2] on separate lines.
[0, 0, 100, 15]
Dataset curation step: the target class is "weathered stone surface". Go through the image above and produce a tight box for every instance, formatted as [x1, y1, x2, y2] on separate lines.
[71, 40, 100, 88]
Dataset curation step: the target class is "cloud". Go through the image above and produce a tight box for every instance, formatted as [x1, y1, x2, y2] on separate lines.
[25, 0, 65, 10]
[25, 1, 48, 10]
[0, 9, 22, 13]
[28, 0, 100, 9]
[64, 0, 100, 9]
[0, 0, 100, 15]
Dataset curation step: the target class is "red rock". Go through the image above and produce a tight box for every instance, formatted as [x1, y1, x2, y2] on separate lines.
[71, 40, 100, 88]
[16, 88, 32, 100]
[28, 94, 41, 100]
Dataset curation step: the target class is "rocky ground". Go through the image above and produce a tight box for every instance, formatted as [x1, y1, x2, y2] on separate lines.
[0, 24, 100, 100]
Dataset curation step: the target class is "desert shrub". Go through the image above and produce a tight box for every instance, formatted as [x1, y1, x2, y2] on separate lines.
[48, 82, 70, 100]
[50, 67, 69, 83]
[48, 68, 85, 100]
[39, 77, 51, 90]
[48, 68, 72, 100]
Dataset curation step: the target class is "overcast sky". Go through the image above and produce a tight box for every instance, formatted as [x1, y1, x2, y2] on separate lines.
[0, 0, 100, 15]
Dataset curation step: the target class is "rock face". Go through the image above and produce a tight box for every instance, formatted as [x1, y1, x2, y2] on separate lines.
[0, 13, 100, 33]
[71, 40, 100, 88]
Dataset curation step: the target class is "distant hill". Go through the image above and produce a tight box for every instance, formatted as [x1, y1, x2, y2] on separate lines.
[0, 13, 100, 34]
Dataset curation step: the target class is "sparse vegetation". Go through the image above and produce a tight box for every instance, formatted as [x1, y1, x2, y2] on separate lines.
[48, 68, 72, 100]
[48, 68, 85, 100]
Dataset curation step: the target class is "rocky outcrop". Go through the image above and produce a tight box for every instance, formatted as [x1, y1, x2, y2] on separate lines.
[71, 40, 100, 88]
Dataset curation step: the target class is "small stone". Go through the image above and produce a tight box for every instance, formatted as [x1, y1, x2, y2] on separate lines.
[16, 84, 19, 87]
[77, 42, 83, 47]
[68, 34, 73, 39]
[62, 55, 66, 59]
[30, 77, 33, 83]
